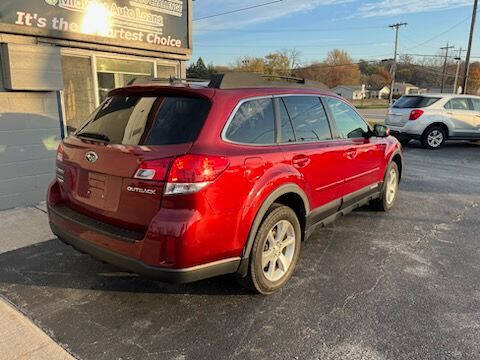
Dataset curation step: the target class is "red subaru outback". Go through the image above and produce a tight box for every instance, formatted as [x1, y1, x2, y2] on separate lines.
[48, 73, 403, 295]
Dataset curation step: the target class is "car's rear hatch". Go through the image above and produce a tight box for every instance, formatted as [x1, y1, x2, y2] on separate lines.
[386, 95, 440, 127]
[56, 87, 213, 234]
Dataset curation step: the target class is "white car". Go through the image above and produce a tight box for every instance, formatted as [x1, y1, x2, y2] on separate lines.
[385, 94, 480, 149]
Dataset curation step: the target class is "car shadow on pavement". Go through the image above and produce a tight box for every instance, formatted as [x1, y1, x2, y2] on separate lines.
[0, 238, 249, 296]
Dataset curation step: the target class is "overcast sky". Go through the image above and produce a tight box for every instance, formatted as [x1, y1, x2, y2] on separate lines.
[191, 0, 479, 66]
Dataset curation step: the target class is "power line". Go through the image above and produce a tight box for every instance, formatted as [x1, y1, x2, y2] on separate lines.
[405, 15, 472, 51]
[194, 0, 285, 21]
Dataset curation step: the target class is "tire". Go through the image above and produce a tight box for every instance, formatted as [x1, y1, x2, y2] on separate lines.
[371, 162, 399, 212]
[241, 204, 302, 295]
[421, 126, 447, 149]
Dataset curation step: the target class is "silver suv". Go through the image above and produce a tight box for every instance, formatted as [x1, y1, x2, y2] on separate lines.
[385, 94, 480, 149]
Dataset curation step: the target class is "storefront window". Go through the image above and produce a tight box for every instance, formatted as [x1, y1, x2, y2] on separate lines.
[61, 55, 96, 133]
[157, 63, 179, 79]
[96, 57, 154, 102]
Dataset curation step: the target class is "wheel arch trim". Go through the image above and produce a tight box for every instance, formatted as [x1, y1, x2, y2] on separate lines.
[236, 183, 309, 277]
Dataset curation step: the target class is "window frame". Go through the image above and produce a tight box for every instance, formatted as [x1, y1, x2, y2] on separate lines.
[221, 94, 371, 147]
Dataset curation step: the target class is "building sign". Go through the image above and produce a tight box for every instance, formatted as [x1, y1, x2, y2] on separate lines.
[0, 0, 189, 51]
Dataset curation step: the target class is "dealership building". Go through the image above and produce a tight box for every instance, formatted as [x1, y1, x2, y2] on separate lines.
[0, 0, 192, 210]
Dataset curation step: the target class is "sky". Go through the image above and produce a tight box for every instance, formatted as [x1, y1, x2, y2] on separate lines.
[190, 0, 480, 66]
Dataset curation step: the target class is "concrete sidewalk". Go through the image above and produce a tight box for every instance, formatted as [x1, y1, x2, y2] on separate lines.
[0, 205, 74, 360]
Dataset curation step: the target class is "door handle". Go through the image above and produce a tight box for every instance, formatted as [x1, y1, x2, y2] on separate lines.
[292, 155, 310, 168]
[344, 148, 358, 160]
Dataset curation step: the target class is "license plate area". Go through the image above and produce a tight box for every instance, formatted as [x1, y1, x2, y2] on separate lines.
[75, 170, 122, 211]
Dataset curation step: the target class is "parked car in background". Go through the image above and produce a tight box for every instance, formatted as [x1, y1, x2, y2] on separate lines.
[47, 73, 403, 295]
[386, 94, 480, 149]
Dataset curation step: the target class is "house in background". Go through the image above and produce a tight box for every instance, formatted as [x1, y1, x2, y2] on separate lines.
[331, 84, 367, 100]
[367, 86, 390, 99]
[392, 82, 426, 97]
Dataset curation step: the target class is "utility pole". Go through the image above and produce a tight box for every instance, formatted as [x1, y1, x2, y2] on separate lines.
[389, 22, 408, 105]
[453, 48, 466, 94]
[440, 43, 455, 93]
[462, 0, 478, 94]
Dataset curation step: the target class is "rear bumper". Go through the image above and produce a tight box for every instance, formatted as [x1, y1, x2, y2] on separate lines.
[50, 221, 241, 283]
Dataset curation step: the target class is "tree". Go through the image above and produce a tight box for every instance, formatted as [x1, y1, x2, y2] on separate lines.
[358, 60, 377, 76]
[320, 49, 361, 88]
[467, 62, 480, 94]
[265, 52, 291, 76]
[187, 57, 210, 79]
[368, 67, 392, 88]
[233, 56, 266, 73]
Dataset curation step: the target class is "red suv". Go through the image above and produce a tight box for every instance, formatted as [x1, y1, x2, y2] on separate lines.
[48, 73, 403, 295]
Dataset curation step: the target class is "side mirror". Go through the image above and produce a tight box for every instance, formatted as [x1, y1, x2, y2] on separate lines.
[373, 124, 390, 138]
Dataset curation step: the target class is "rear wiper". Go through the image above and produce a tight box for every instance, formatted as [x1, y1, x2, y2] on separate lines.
[76, 132, 111, 143]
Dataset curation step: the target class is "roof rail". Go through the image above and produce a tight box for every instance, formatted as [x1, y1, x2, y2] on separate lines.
[208, 72, 328, 90]
[127, 76, 210, 86]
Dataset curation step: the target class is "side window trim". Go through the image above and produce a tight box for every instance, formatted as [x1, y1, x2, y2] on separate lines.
[221, 95, 276, 146]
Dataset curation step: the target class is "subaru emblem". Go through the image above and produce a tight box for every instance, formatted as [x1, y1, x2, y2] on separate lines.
[85, 151, 99, 163]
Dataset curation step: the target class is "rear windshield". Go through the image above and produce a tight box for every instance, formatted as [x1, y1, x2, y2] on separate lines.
[393, 96, 440, 109]
[75, 95, 211, 145]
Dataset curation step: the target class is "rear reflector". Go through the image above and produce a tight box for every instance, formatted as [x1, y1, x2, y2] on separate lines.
[409, 109, 424, 121]
[134, 158, 173, 181]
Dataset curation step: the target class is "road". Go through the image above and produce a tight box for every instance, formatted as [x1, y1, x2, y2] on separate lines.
[358, 108, 388, 124]
[0, 141, 479, 360]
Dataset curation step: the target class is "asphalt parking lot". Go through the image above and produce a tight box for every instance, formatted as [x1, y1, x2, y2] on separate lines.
[1, 141, 480, 360]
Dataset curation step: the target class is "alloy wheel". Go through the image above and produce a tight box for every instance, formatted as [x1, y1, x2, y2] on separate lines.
[262, 220, 296, 282]
[386, 167, 398, 205]
[427, 130, 444, 148]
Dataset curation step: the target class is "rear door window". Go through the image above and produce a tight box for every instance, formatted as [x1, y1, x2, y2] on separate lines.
[445, 98, 472, 111]
[225, 98, 275, 144]
[76, 95, 211, 145]
[393, 96, 440, 108]
[282, 96, 332, 142]
[324, 97, 369, 139]
[470, 98, 480, 111]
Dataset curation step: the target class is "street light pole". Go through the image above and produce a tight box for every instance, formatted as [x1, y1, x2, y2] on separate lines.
[389, 22, 407, 105]
[462, 0, 478, 94]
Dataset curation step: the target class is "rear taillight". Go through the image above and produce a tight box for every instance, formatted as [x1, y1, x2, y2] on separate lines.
[56, 143, 64, 162]
[134, 158, 173, 181]
[167, 155, 229, 195]
[133, 155, 229, 195]
[409, 109, 424, 121]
